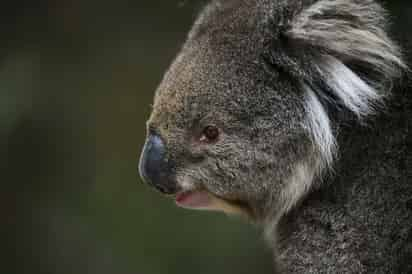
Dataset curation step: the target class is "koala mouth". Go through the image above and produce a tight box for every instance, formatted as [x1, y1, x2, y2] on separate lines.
[175, 190, 212, 209]
[174, 189, 251, 217]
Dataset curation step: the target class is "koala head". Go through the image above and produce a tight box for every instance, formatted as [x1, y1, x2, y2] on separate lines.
[139, 0, 404, 223]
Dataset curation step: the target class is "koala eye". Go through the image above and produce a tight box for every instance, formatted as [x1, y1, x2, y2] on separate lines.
[200, 125, 220, 143]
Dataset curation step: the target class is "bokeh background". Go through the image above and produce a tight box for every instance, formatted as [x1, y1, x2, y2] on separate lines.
[2, 1, 411, 273]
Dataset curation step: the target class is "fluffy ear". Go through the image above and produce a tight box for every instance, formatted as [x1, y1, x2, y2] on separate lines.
[286, 0, 406, 118]
[279, 0, 407, 169]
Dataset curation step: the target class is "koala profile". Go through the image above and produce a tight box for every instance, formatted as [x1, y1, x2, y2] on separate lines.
[139, 0, 411, 272]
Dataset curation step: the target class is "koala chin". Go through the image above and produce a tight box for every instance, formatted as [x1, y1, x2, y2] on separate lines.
[139, 0, 411, 272]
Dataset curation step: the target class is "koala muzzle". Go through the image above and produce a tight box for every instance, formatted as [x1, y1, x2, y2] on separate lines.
[139, 134, 177, 194]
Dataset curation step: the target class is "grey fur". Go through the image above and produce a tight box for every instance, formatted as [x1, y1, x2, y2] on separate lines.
[142, 0, 411, 272]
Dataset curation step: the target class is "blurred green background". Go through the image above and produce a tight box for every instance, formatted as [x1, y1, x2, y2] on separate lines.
[2, 1, 411, 273]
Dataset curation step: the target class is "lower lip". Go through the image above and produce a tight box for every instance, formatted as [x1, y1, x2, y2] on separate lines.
[175, 190, 212, 209]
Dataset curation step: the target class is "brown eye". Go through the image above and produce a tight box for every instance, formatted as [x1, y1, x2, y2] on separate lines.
[201, 125, 220, 143]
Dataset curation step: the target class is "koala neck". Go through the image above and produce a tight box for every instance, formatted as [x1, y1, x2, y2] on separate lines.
[267, 87, 412, 273]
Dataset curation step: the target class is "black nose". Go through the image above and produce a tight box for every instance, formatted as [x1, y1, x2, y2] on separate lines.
[138, 134, 177, 194]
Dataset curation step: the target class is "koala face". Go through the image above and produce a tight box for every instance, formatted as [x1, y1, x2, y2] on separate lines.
[140, 1, 313, 221]
[139, 0, 404, 222]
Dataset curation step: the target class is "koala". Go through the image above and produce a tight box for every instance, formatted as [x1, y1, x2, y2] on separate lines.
[139, 0, 412, 273]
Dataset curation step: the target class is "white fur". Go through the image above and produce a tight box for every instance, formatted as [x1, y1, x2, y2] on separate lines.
[303, 84, 336, 168]
[265, 161, 319, 240]
[282, 162, 318, 213]
[316, 55, 381, 118]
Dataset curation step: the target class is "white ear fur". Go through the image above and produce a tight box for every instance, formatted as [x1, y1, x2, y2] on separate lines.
[303, 83, 336, 169]
[287, 0, 406, 169]
[314, 55, 381, 119]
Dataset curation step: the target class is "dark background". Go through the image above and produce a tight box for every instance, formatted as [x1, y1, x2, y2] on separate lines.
[2, 1, 411, 273]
